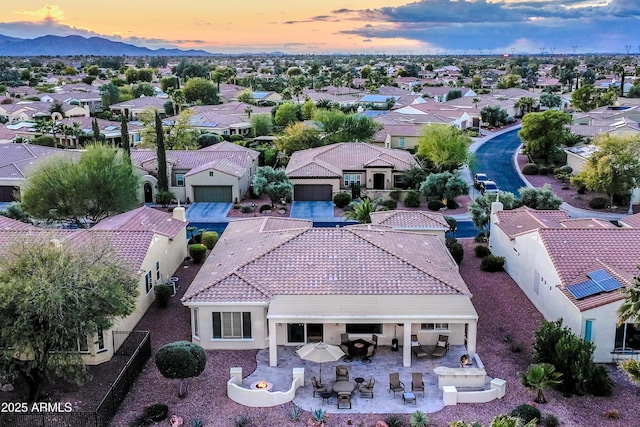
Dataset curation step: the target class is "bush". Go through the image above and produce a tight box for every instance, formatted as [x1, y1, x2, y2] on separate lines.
[587, 365, 613, 396]
[155, 341, 207, 398]
[603, 409, 620, 420]
[446, 199, 458, 209]
[201, 231, 218, 249]
[522, 163, 539, 175]
[233, 203, 241, 209]
[229, 134, 244, 142]
[384, 415, 405, 427]
[474, 231, 489, 242]
[409, 410, 429, 427]
[31, 135, 55, 147]
[403, 189, 421, 207]
[381, 199, 397, 210]
[480, 255, 505, 272]
[511, 404, 541, 424]
[342, 203, 354, 212]
[560, 165, 573, 174]
[538, 166, 549, 175]
[577, 187, 586, 194]
[427, 200, 445, 211]
[259, 204, 272, 213]
[154, 284, 172, 308]
[155, 190, 176, 207]
[446, 238, 464, 265]
[333, 192, 352, 208]
[240, 204, 254, 213]
[474, 245, 491, 258]
[188, 244, 207, 264]
[389, 188, 402, 201]
[553, 167, 563, 175]
[589, 197, 607, 209]
[541, 413, 560, 427]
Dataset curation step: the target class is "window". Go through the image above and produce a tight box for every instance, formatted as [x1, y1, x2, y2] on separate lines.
[345, 324, 382, 334]
[209, 171, 214, 177]
[175, 173, 185, 187]
[155, 261, 161, 281]
[193, 309, 199, 339]
[421, 323, 449, 331]
[145, 271, 153, 294]
[97, 329, 106, 352]
[398, 137, 405, 148]
[343, 174, 361, 187]
[78, 336, 89, 353]
[213, 312, 252, 339]
[615, 323, 640, 350]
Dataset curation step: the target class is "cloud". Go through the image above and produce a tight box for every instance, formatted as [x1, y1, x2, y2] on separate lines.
[16, 5, 64, 22]
[283, 15, 338, 25]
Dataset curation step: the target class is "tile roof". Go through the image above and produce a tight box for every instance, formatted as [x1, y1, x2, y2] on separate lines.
[0, 216, 38, 231]
[92, 206, 186, 239]
[494, 207, 570, 239]
[619, 213, 640, 228]
[183, 218, 469, 304]
[559, 218, 616, 229]
[0, 143, 79, 179]
[370, 210, 449, 229]
[286, 142, 416, 178]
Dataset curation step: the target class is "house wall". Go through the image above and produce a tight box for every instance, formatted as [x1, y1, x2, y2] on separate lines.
[387, 135, 419, 150]
[581, 302, 625, 362]
[186, 168, 247, 203]
[289, 177, 341, 195]
[565, 151, 587, 175]
[190, 304, 270, 350]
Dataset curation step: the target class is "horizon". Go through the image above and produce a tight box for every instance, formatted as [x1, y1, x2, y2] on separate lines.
[1, 1, 639, 55]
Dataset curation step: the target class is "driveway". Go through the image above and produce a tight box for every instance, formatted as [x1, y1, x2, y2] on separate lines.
[290, 201, 335, 220]
[185, 203, 232, 222]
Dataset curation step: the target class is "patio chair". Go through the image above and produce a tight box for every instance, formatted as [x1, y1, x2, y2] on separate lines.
[311, 376, 327, 397]
[335, 365, 349, 382]
[341, 333, 350, 344]
[371, 334, 378, 350]
[388, 372, 405, 398]
[432, 334, 450, 358]
[337, 392, 352, 409]
[410, 334, 429, 360]
[340, 344, 352, 362]
[359, 377, 375, 398]
[362, 344, 375, 363]
[411, 372, 424, 397]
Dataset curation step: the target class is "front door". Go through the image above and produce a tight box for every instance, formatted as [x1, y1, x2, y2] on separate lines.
[307, 324, 323, 342]
[287, 323, 305, 343]
[144, 182, 153, 203]
[373, 173, 385, 190]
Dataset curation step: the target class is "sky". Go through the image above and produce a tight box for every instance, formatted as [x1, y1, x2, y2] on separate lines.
[0, 1, 639, 55]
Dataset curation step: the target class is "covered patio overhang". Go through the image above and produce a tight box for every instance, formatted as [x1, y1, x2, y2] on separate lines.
[266, 294, 478, 367]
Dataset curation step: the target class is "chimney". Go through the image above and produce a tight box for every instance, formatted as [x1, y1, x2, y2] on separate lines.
[173, 205, 186, 222]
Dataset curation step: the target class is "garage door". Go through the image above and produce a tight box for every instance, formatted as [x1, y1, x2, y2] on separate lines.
[294, 184, 332, 201]
[193, 186, 233, 203]
[0, 186, 17, 202]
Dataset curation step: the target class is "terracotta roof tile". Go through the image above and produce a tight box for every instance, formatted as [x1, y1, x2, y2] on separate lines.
[619, 213, 640, 228]
[370, 210, 449, 229]
[92, 206, 186, 239]
[495, 208, 570, 239]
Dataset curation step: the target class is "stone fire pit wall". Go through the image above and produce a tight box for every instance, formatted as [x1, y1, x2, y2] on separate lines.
[227, 367, 304, 407]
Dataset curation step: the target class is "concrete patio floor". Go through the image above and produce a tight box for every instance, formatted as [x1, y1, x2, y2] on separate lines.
[239, 345, 490, 414]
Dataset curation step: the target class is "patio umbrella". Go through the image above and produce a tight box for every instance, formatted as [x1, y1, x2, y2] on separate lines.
[296, 341, 345, 384]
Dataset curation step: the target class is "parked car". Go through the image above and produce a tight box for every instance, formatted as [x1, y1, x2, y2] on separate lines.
[474, 173, 489, 190]
[480, 180, 499, 195]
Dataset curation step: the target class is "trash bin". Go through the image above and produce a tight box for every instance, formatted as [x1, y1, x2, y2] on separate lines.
[391, 338, 399, 352]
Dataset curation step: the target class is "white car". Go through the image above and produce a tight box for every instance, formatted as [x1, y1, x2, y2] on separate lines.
[480, 180, 499, 195]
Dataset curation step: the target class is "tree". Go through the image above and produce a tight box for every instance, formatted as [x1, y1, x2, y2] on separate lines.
[519, 363, 562, 403]
[574, 134, 640, 206]
[515, 96, 536, 117]
[99, 82, 121, 108]
[155, 112, 169, 192]
[166, 110, 198, 150]
[342, 198, 379, 224]
[251, 167, 293, 207]
[92, 117, 101, 141]
[0, 236, 138, 402]
[518, 184, 563, 210]
[22, 143, 139, 226]
[403, 164, 428, 189]
[132, 82, 155, 98]
[276, 122, 322, 156]
[237, 89, 255, 105]
[540, 93, 562, 109]
[183, 77, 219, 105]
[617, 267, 640, 330]
[251, 114, 273, 137]
[620, 359, 640, 386]
[155, 341, 207, 398]
[419, 171, 469, 202]
[519, 110, 571, 163]
[480, 105, 508, 128]
[120, 115, 130, 161]
[470, 192, 520, 231]
[417, 124, 473, 172]
[274, 102, 300, 127]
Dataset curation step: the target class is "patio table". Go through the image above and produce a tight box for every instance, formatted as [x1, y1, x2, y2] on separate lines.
[332, 380, 355, 394]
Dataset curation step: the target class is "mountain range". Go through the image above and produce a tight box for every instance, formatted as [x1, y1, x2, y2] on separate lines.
[0, 35, 212, 56]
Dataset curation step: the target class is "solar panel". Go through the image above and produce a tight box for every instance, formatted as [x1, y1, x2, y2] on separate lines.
[598, 277, 623, 292]
[567, 280, 603, 300]
[587, 269, 611, 282]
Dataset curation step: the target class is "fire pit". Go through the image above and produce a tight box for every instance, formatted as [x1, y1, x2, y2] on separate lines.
[251, 380, 273, 391]
[460, 354, 473, 367]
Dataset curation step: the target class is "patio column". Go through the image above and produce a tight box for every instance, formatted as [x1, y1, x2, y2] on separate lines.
[467, 320, 477, 357]
[403, 322, 412, 367]
[269, 319, 278, 366]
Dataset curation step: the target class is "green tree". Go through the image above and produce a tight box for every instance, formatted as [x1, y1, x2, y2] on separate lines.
[470, 192, 520, 231]
[574, 134, 640, 206]
[620, 359, 640, 386]
[22, 143, 139, 226]
[519, 110, 571, 163]
[480, 105, 508, 128]
[132, 82, 155, 98]
[166, 110, 198, 150]
[155, 112, 169, 192]
[237, 89, 255, 105]
[518, 184, 563, 210]
[276, 122, 322, 156]
[342, 198, 379, 224]
[183, 77, 219, 105]
[274, 102, 300, 127]
[519, 363, 563, 403]
[417, 124, 473, 172]
[403, 164, 428, 190]
[251, 167, 293, 206]
[99, 82, 121, 108]
[160, 76, 179, 93]
[301, 99, 316, 120]
[540, 93, 562, 109]
[617, 267, 640, 333]
[120, 115, 130, 160]
[571, 84, 599, 112]
[91, 117, 101, 141]
[251, 113, 273, 137]
[0, 235, 138, 402]
[419, 171, 469, 202]
[155, 341, 207, 398]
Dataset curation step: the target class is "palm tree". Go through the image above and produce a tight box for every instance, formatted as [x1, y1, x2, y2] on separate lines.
[342, 198, 379, 224]
[617, 277, 640, 328]
[519, 363, 562, 403]
[620, 359, 640, 385]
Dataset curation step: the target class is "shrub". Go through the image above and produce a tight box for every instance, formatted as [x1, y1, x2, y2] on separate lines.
[155, 190, 176, 207]
[145, 404, 169, 422]
[522, 163, 539, 175]
[577, 187, 586, 194]
[589, 197, 607, 209]
[259, 204, 272, 213]
[384, 415, 405, 427]
[538, 166, 549, 175]
[409, 410, 429, 427]
[553, 167, 563, 175]
[155, 341, 207, 398]
[474, 245, 491, 258]
[342, 203, 354, 212]
[154, 284, 172, 308]
[234, 415, 250, 427]
[480, 255, 505, 272]
[201, 231, 218, 249]
[446, 238, 464, 265]
[233, 204, 241, 209]
[229, 134, 244, 142]
[560, 165, 573, 174]
[288, 404, 301, 421]
[403, 189, 421, 207]
[333, 192, 352, 208]
[382, 199, 397, 210]
[511, 342, 524, 353]
[240, 204, 254, 213]
[310, 408, 326, 422]
[427, 200, 445, 211]
[587, 365, 613, 396]
[474, 231, 489, 242]
[446, 199, 458, 209]
[511, 404, 541, 424]
[603, 409, 620, 420]
[31, 135, 55, 147]
[541, 413, 560, 427]
[389, 188, 402, 201]
[188, 244, 207, 264]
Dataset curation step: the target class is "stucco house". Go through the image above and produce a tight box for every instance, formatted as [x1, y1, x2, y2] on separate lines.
[181, 217, 478, 368]
[489, 203, 640, 362]
[130, 141, 259, 204]
[370, 210, 450, 243]
[285, 142, 418, 201]
[109, 97, 168, 120]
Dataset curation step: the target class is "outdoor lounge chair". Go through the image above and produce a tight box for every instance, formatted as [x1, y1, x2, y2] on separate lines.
[335, 365, 349, 382]
[388, 372, 405, 398]
[371, 334, 378, 350]
[411, 372, 424, 397]
[359, 377, 375, 398]
[362, 344, 375, 363]
[410, 334, 429, 360]
[337, 392, 352, 409]
[432, 334, 450, 358]
[311, 376, 327, 397]
[340, 344, 352, 361]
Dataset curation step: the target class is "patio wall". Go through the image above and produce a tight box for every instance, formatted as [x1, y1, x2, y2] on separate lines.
[227, 367, 304, 407]
[442, 378, 507, 405]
